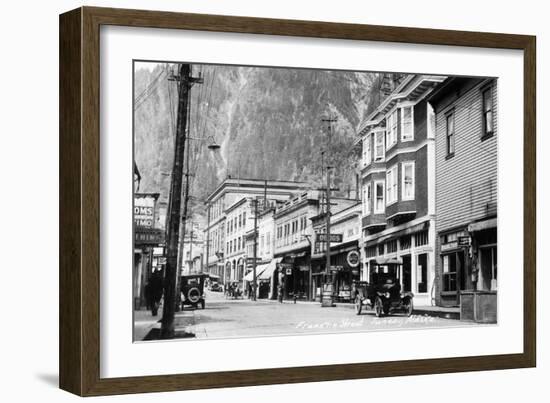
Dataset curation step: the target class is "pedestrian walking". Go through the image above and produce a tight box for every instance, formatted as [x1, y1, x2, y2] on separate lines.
[149, 268, 164, 316]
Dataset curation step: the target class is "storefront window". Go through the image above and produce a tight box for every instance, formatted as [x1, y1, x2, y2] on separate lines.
[480, 246, 497, 291]
[416, 253, 428, 293]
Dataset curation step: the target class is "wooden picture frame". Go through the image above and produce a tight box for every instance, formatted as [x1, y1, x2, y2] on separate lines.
[59, 6, 536, 396]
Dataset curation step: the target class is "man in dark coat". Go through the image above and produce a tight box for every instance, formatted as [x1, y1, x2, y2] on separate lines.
[148, 268, 164, 316]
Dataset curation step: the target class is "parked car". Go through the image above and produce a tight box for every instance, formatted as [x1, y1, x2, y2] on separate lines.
[209, 281, 222, 292]
[180, 273, 208, 309]
[352, 257, 414, 317]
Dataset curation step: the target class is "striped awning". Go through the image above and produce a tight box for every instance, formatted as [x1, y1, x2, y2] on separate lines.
[258, 257, 283, 281]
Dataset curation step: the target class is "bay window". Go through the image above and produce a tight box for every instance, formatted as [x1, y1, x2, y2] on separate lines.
[401, 106, 414, 141]
[402, 161, 415, 200]
[374, 131, 385, 162]
[363, 182, 371, 215]
[386, 165, 398, 204]
[386, 110, 398, 149]
[362, 135, 371, 167]
[374, 180, 385, 213]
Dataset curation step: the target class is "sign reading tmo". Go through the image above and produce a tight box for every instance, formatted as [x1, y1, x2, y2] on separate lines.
[134, 195, 156, 228]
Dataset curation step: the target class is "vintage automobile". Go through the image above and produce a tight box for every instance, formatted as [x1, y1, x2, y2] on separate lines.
[352, 257, 414, 317]
[179, 273, 208, 309]
[209, 281, 222, 292]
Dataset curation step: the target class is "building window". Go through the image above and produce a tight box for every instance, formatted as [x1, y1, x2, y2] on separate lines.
[480, 246, 497, 291]
[363, 135, 371, 167]
[363, 182, 371, 215]
[402, 162, 415, 200]
[482, 87, 494, 138]
[374, 180, 385, 213]
[374, 131, 385, 161]
[386, 239, 397, 254]
[386, 165, 398, 205]
[446, 112, 455, 156]
[377, 243, 385, 256]
[416, 253, 428, 293]
[386, 110, 398, 149]
[400, 235, 411, 250]
[415, 230, 428, 247]
[365, 246, 377, 258]
[401, 106, 414, 141]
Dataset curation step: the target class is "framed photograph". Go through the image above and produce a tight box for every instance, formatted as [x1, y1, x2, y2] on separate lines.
[59, 6, 536, 396]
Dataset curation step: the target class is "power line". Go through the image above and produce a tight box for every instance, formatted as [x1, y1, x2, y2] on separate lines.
[134, 66, 167, 110]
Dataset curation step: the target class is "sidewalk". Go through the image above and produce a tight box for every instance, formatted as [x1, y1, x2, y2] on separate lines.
[257, 297, 461, 320]
[134, 308, 163, 341]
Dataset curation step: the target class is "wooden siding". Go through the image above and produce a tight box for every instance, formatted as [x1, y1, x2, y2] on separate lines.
[435, 79, 498, 233]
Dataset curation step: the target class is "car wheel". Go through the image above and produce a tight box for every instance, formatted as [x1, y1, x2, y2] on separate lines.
[404, 297, 414, 317]
[354, 296, 362, 315]
[187, 287, 201, 304]
[374, 297, 384, 317]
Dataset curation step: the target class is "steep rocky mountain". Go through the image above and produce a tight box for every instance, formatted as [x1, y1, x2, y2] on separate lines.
[134, 62, 383, 223]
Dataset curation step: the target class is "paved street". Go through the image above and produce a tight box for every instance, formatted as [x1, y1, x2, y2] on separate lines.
[135, 290, 477, 341]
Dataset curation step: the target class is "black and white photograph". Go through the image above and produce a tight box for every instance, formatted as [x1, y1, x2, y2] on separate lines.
[132, 61, 498, 342]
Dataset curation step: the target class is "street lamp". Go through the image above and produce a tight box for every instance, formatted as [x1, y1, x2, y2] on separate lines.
[187, 135, 221, 151]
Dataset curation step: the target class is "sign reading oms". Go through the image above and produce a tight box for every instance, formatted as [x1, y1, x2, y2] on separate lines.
[134, 196, 155, 228]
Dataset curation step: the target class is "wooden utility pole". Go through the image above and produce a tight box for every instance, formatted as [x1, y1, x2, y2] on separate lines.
[161, 64, 202, 339]
[320, 115, 337, 307]
[321, 115, 337, 280]
[325, 168, 332, 277]
[252, 198, 259, 301]
[205, 206, 210, 274]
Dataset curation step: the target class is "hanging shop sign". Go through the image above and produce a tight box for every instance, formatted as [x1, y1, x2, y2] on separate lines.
[134, 228, 165, 245]
[316, 233, 343, 243]
[458, 236, 471, 247]
[346, 250, 360, 268]
[134, 195, 156, 228]
[441, 241, 458, 252]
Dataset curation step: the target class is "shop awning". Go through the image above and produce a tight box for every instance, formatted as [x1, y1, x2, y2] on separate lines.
[371, 257, 403, 265]
[365, 221, 429, 247]
[243, 263, 269, 282]
[258, 257, 283, 281]
[468, 218, 497, 232]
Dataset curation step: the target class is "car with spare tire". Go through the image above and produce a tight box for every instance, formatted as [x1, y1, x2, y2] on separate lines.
[179, 273, 209, 309]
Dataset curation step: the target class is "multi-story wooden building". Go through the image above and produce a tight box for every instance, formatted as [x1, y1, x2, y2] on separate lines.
[203, 178, 308, 284]
[428, 77, 498, 309]
[358, 75, 445, 306]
